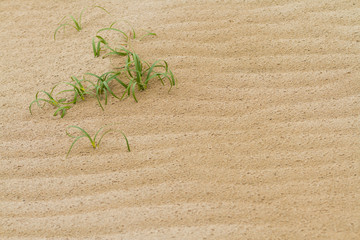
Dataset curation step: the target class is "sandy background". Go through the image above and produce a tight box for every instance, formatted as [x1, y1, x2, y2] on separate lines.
[1, 0, 360, 239]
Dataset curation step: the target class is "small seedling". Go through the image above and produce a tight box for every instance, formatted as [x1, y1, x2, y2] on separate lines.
[84, 71, 128, 110]
[54, 8, 86, 40]
[66, 125, 130, 157]
[108, 21, 157, 41]
[138, 31, 157, 41]
[59, 76, 94, 103]
[54, 6, 110, 40]
[97, 27, 130, 45]
[92, 36, 108, 57]
[93, 22, 156, 57]
[120, 51, 176, 102]
[29, 85, 72, 118]
[102, 44, 129, 58]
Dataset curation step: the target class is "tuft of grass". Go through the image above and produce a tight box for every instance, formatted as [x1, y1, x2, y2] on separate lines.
[54, 8, 85, 40]
[91, 48, 176, 102]
[54, 6, 110, 40]
[66, 125, 130, 157]
[84, 71, 128, 110]
[29, 85, 72, 118]
[120, 51, 176, 102]
[93, 22, 156, 56]
[93, 39, 129, 58]
[92, 36, 108, 57]
[58, 76, 94, 103]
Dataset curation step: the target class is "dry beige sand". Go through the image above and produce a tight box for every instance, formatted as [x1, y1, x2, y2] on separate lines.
[1, 0, 360, 239]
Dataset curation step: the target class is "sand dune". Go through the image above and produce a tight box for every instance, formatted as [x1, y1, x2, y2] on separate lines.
[1, 0, 359, 239]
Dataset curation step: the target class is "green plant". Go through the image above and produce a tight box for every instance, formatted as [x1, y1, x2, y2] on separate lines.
[29, 85, 72, 118]
[54, 8, 85, 40]
[66, 125, 130, 157]
[93, 22, 156, 56]
[92, 38, 129, 58]
[108, 21, 157, 41]
[84, 71, 128, 110]
[54, 6, 110, 40]
[97, 27, 130, 45]
[92, 36, 108, 57]
[60, 76, 94, 102]
[91, 48, 176, 102]
[120, 51, 176, 102]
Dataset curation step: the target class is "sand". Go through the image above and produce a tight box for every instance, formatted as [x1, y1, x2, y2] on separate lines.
[1, 0, 359, 239]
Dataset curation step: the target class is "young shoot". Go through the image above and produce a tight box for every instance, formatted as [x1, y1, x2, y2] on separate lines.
[29, 85, 72, 118]
[54, 6, 110, 40]
[66, 125, 130, 157]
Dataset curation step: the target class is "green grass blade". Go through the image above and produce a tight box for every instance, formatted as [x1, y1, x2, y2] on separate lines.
[96, 35, 107, 44]
[92, 5, 111, 15]
[50, 84, 60, 95]
[54, 105, 71, 118]
[103, 81, 119, 99]
[70, 15, 81, 31]
[92, 37, 97, 57]
[85, 72, 102, 81]
[96, 128, 113, 146]
[104, 88, 108, 105]
[96, 41, 101, 56]
[67, 126, 96, 148]
[54, 23, 68, 40]
[40, 91, 56, 103]
[57, 15, 67, 24]
[132, 53, 142, 83]
[97, 28, 129, 42]
[71, 76, 86, 90]
[94, 87, 105, 110]
[109, 21, 117, 28]
[131, 82, 138, 102]
[122, 132, 131, 152]
[97, 128, 131, 152]
[138, 31, 157, 41]
[93, 126, 107, 142]
[66, 136, 84, 158]
[145, 60, 162, 85]
[103, 45, 128, 57]
[77, 7, 86, 29]
[113, 76, 128, 88]
[127, 23, 136, 39]
[29, 99, 39, 115]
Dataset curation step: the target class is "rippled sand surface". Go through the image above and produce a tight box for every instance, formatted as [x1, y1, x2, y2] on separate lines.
[1, 0, 359, 239]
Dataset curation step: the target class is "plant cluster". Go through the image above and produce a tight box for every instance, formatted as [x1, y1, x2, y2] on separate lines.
[29, 49, 176, 117]
[29, 6, 177, 157]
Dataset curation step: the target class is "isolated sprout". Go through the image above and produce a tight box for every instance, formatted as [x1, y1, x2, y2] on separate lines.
[66, 125, 130, 157]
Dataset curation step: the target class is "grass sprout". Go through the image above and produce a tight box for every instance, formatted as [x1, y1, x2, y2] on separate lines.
[29, 76, 95, 118]
[29, 85, 72, 118]
[109, 21, 157, 41]
[97, 27, 129, 44]
[54, 8, 86, 40]
[84, 71, 128, 110]
[93, 22, 156, 55]
[66, 125, 130, 157]
[54, 6, 110, 40]
[102, 44, 129, 58]
[92, 36, 108, 57]
[59, 76, 95, 103]
[120, 51, 176, 102]
[138, 30, 157, 41]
